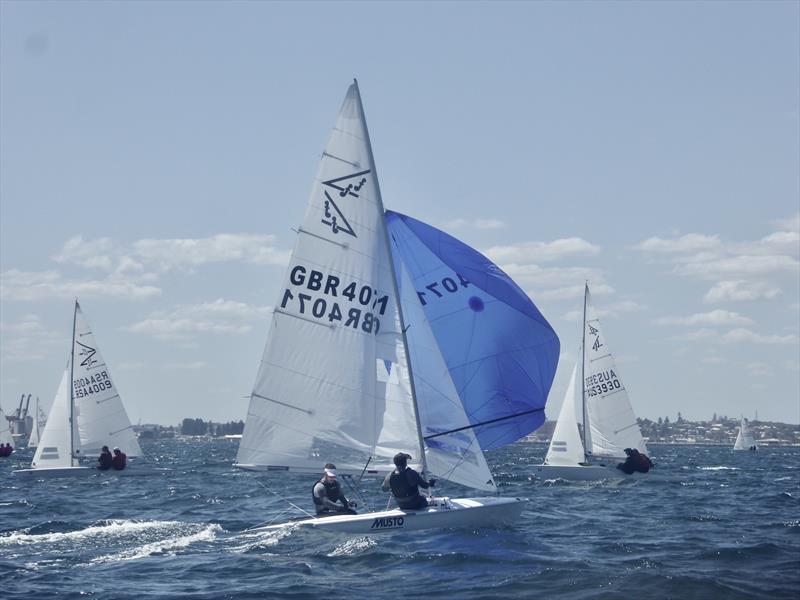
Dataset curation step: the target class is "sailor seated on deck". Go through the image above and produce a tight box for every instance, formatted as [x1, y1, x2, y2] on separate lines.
[98, 446, 113, 470]
[111, 447, 127, 471]
[382, 452, 436, 511]
[312, 463, 357, 517]
[617, 448, 652, 474]
[0, 443, 12, 457]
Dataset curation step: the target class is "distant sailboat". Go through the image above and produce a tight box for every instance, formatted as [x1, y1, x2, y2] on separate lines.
[237, 81, 528, 533]
[27, 396, 48, 449]
[0, 406, 14, 451]
[733, 416, 757, 451]
[14, 301, 142, 478]
[536, 283, 649, 480]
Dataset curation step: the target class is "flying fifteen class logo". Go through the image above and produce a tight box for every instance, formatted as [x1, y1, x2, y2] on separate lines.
[588, 323, 603, 352]
[320, 170, 370, 237]
[76, 341, 98, 368]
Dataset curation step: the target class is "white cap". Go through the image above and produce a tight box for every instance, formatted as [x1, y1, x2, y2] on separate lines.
[324, 468, 336, 477]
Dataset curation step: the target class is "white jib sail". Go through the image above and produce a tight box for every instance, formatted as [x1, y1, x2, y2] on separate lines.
[27, 396, 49, 449]
[544, 362, 585, 466]
[0, 407, 13, 446]
[32, 362, 80, 469]
[73, 302, 142, 458]
[733, 417, 756, 450]
[583, 286, 647, 459]
[396, 260, 496, 491]
[236, 82, 420, 473]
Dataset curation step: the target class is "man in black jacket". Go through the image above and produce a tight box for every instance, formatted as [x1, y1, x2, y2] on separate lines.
[382, 452, 436, 510]
[312, 463, 357, 517]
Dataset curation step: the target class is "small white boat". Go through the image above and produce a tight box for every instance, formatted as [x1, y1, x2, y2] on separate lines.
[252, 497, 526, 534]
[733, 416, 757, 451]
[536, 283, 649, 481]
[235, 81, 544, 533]
[14, 301, 143, 478]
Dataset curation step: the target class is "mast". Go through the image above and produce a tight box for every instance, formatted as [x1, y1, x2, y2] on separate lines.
[353, 79, 427, 473]
[69, 300, 78, 465]
[581, 282, 589, 462]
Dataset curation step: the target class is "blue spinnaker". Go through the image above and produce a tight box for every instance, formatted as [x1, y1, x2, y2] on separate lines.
[386, 210, 560, 450]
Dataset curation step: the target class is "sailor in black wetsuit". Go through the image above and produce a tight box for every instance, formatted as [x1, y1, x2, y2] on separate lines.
[312, 463, 357, 517]
[382, 452, 436, 510]
[617, 448, 653, 474]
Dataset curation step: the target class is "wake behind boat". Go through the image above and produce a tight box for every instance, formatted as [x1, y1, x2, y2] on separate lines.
[14, 301, 144, 478]
[536, 283, 650, 481]
[235, 81, 559, 532]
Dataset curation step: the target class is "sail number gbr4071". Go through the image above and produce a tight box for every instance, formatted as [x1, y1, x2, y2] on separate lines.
[279, 265, 389, 334]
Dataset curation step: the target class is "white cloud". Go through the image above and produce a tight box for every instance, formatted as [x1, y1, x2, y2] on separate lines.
[655, 310, 754, 327]
[125, 299, 272, 340]
[668, 328, 716, 342]
[718, 328, 799, 345]
[485, 237, 600, 264]
[0, 314, 62, 361]
[745, 362, 774, 377]
[444, 218, 506, 230]
[633, 234, 721, 254]
[564, 300, 644, 321]
[0, 269, 162, 301]
[132, 233, 290, 270]
[700, 355, 727, 364]
[536, 282, 614, 301]
[703, 280, 782, 303]
[771, 213, 800, 233]
[674, 254, 798, 279]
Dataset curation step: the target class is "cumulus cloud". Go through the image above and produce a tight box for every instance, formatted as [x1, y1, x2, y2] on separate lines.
[444, 218, 507, 230]
[703, 280, 782, 303]
[0, 314, 62, 361]
[500, 265, 604, 289]
[125, 299, 272, 340]
[674, 254, 798, 278]
[655, 310, 754, 327]
[564, 300, 645, 322]
[771, 213, 800, 233]
[485, 238, 600, 264]
[0, 269, 162, 301]
[717, 328, 799, 345]
[745, 362, 774, 377]
[535, 282, 614, 302]
[632, 234, 721, 254]
[668, 329, 716, 342]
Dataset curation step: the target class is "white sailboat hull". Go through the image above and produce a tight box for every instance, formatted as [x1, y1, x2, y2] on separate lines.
[251, 497, 526, 534]
[535, 463, 638, 481]
[12, 466, 171, 479]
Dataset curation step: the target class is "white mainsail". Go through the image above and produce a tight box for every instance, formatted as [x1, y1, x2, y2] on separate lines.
[733, 417, 756, 450]
[544, 363, 585, 467]
[0, 406, 13, 446]
[582, 285, 647, 459]
[32, 363, 80, 469]
[72, 302, 141, 458]
[236, 82, 421, 473]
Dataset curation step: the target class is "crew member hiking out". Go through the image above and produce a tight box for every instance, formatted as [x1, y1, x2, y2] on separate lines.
[111, 447, 127, 471]
[382, 452, 436, 510]
[312, 463, 357, 517]
[97, 445, 113, 470]
[617, 448, 653, 474]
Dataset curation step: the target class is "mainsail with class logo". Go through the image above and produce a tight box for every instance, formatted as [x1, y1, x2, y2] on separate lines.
[537, 283, 648, 480]
[237, 81, 528, 533]
[14, 301, 142, 478]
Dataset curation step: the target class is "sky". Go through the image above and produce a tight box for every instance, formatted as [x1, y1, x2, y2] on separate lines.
[1, 1, 798, 426]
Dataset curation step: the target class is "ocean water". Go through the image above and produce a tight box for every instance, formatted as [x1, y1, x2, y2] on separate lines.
[1, 441, 798, 599]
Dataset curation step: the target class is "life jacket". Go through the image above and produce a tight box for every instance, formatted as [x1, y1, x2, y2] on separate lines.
[389, 468, 420, 502]
[311, 478, 343, 507]
[634, 454, 651, 473]
[98, 452, 113, 470]
[112, 452, 127, 470]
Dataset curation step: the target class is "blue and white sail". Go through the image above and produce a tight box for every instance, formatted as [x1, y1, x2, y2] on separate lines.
[386, 211, 560, 451]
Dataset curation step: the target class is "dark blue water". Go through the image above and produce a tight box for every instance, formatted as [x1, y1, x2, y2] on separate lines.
[1, 441, 798, 599]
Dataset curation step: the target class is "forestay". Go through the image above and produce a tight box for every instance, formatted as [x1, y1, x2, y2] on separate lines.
[582, 286, 647, 459]
[385, 211, 560, 450]
[32, 364, 79, 469]
[73, 302, 142, 458]
[236, 82, 420, 473]
[544, 363, 586, 466]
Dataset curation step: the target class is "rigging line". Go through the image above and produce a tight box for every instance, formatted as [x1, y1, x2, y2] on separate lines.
[423, 406, 545, 441]
[251, 479, 315, 521]
[339, 473, 370, 512]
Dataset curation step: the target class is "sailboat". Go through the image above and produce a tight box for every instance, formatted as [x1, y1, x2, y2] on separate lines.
[536, 283, 649, 480]
[236, 81, 542, 533]
[733, 416, 757, 451]
[0, 406, 14, 450]
[14, 301, 143, 478]
[26, 396, 47, 449]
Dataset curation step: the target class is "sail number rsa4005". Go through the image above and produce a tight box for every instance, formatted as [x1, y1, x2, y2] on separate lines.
[279, 265, 389, 334]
